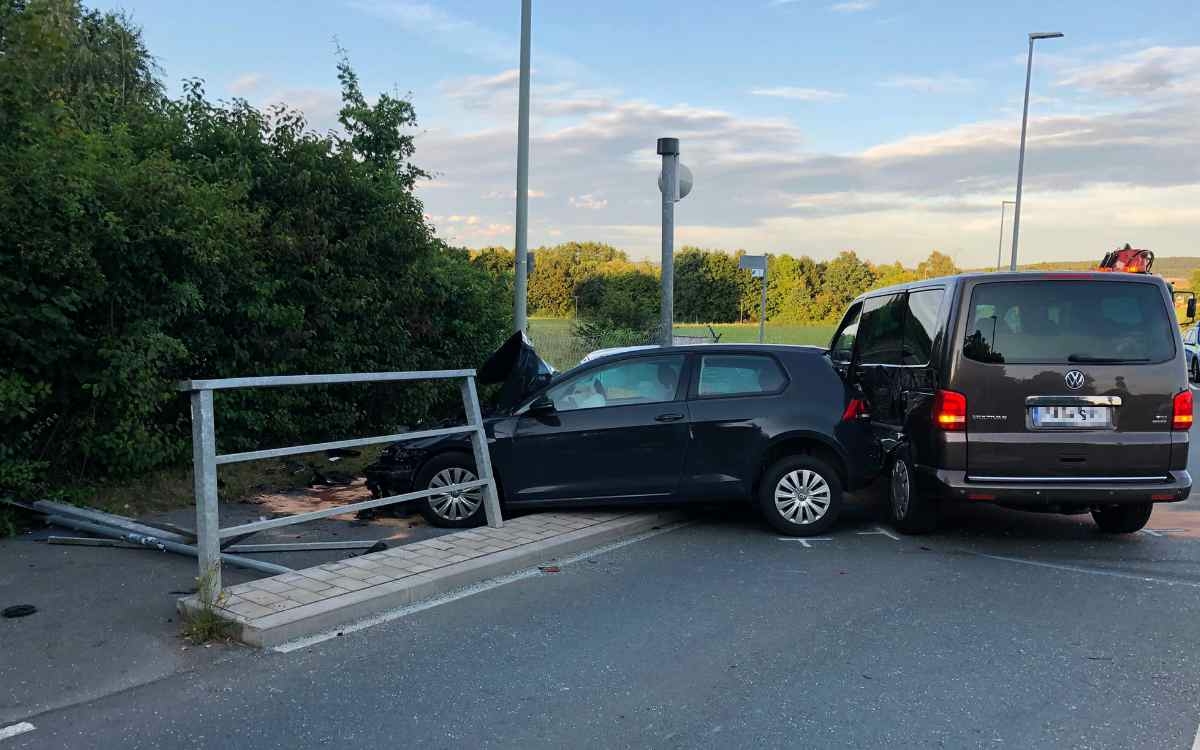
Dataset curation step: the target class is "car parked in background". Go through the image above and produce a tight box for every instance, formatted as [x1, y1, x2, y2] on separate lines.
[1183, 324, 1199, 383]
[829, 271, 1192, 535]
[367, 343, 880, 536]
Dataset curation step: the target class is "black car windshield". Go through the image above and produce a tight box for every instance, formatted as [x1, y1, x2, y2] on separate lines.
[963, 280, 1175, 365]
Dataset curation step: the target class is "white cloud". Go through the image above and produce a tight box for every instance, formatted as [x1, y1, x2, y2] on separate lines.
[749, 87, 846, 102]
[1057, 46, 1200, 99]
[483, 189, 547, 199]
[830, 0, 876, 12]
[879, 75, 976, 94]
[229, 73, 266, 95]
[569, 194, 608, 210]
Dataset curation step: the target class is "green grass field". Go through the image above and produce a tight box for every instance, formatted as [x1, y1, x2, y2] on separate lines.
[527, 317, 834, 370]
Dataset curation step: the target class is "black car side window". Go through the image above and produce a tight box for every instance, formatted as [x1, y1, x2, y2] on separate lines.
[543, 356, 685, 412]
[858, 294, 906, 365]
[830, 303, 863, 364]
[697, 355, 786, 397]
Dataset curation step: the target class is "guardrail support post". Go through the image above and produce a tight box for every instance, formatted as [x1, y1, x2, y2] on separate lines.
[190, 388, 222, 598]
[460, 376, 503, 528]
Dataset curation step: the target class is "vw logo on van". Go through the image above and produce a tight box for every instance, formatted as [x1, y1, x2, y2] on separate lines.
[1064, 369, 1086, 390]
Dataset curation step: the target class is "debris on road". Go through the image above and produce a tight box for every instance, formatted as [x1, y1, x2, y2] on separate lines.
[2, 604, 37, 618]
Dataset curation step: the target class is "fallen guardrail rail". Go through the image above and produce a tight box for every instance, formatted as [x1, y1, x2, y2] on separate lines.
[179, 369, 502, 600]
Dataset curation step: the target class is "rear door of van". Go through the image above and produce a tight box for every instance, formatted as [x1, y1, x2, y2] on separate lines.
[952, 275, 1182, 481]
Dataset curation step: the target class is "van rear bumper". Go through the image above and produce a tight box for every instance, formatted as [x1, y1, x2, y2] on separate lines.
[921, 468, 1192, 506]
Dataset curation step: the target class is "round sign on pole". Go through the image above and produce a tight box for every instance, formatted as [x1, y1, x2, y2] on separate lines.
[658, 163, 694, 201]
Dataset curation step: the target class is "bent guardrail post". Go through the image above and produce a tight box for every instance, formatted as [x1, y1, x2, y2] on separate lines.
[461, 375, 503, 528]
[190, 387, 222, 599]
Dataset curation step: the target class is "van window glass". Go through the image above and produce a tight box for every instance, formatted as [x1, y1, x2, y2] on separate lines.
[830, 303, 862, 364]
[902, 290, 944, 365]
[858, 294, 906, 365]
[698, 355, 786, 396]
[963, 281, 1175, 364]
[544, 356, 684, 411]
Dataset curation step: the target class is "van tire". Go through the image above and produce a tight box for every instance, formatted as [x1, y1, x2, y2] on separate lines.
[758, 455, 842, 536]
[1091, 503, 1153, 534]
[888, 448, 939, 535]
[1190, 357, 1199, 384]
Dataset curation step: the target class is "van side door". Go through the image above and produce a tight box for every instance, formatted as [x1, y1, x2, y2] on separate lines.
[855, 294, 908, 453]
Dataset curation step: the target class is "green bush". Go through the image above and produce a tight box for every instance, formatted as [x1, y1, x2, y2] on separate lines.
[0, 0, 508, 497]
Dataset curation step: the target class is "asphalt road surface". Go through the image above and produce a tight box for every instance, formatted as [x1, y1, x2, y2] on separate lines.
[8, 412, 1200, 749]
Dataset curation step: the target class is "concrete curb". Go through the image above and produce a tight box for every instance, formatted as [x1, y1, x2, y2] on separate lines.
[180, 511, 683, 648]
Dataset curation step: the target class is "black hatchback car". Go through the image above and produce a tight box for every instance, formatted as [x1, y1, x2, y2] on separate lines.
[366, 342, 878, 536]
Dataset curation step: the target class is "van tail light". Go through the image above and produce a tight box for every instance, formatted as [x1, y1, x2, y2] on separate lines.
[842, 398, 870, 422]
[1173, 389, 1193, 431]
[933, 389, 967, 431]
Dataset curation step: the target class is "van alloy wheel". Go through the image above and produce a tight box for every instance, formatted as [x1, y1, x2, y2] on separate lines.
[427, 467, 482, 521]
[774, 469, 832, 525]
[891, 459, 912, 520]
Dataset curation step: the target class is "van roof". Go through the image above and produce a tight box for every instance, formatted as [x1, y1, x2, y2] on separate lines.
[854, 270, 1168, 302]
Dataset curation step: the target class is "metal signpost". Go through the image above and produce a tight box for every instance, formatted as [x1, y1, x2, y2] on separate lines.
[739, 255, 768, 343]
[657, 137, 693, 347]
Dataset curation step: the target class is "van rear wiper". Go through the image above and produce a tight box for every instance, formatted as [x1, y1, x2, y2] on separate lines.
[1067, 354, 1150, 363]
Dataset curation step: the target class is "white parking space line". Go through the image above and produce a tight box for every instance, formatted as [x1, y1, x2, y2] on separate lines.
[856, 525, 900, 541]
[974, 552, 1200, 589]
[777, 537, 833, 548]
[0, 723, 35, 742]
[1192, 721, 1200, 750]
[1140, 528, 1164, 537]
[273, 520, 694, 654]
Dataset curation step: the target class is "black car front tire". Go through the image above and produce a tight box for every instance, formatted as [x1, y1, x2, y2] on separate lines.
[415, 452, 488, 528]
[1091, 503, 1153, 534]
[758, 455, 843, 536]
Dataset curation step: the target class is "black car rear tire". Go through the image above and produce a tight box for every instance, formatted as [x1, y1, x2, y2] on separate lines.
[415, 452, 488, 528]
[758, 455, 843, 536]
[888, 448, 939, 535]
[1091, 503, 1153, 534]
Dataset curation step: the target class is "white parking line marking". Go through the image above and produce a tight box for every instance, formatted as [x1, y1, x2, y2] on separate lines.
[0, 723, 35, 741]
[1140, 528, 1164, 537]
[777, 537, 833, 548]
[856, 525, 900, 541]
[1191, 719, 1200, 750]
[273, 520, 694, 653]
[974, 552, 1200, 589]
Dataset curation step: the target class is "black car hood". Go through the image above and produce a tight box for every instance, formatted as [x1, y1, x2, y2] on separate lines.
[478, 331, 556, 413]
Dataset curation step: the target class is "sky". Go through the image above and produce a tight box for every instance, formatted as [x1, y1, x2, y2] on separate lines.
[95, 0, 1200, 267]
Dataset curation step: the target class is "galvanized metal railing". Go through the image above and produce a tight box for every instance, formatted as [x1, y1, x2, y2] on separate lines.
[179, 370, 502, 599]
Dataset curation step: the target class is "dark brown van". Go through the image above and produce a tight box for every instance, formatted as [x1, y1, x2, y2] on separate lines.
[829, 272, 1194, 534]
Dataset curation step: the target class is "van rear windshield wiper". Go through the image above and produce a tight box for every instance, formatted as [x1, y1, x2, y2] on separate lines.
[1067, 354, 1150, 363]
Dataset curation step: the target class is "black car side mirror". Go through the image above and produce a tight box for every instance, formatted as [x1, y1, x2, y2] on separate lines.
[1188, 296, 1197, 322]
[527, 395, 556, 415]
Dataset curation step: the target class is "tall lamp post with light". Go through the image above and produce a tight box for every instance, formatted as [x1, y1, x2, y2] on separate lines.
[1009, 31, 1064, 271]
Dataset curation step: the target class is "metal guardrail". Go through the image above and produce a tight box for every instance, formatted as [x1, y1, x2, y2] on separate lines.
[179, 370, 502, 599]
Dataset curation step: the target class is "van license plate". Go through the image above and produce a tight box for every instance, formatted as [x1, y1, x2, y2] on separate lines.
[1030, 405, 1112, 428]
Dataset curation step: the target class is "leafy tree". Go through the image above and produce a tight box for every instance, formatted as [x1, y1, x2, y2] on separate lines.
[916, 250, 959, 279]
[674, 247, 742, 323]
[575, 260, 658, 330]
[527, 241, 624, 317]
[872, 261, 917, 288]
[821, 251, 876, 316]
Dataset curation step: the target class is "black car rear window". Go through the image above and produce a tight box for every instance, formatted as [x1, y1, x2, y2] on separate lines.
[962, 280, 1175, 364]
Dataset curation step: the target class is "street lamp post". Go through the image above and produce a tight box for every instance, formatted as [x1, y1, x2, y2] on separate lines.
[996, 200, 1015, 271]
[1009, 31, 1063, 271]
[512, 0, 532, 333]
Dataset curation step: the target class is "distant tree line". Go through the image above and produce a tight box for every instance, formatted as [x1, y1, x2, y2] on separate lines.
[471, 244, 960, 329]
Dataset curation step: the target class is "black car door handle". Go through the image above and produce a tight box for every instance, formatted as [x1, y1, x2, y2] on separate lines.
[655, 413, 685, 423]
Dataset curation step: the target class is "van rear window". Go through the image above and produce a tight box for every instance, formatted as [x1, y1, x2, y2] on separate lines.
[962, 281, 1175, 364]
